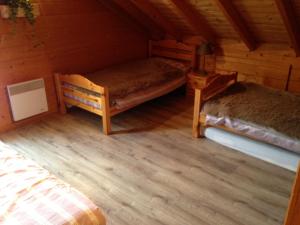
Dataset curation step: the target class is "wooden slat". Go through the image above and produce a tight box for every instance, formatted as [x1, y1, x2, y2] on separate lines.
[60, 74, 104, 94]
[129, 0, 181, 40]
[274, 0, 300, 57]
[170, 0, 216, 42]
[62, 87, 102, 105]
[63, 97, 103, 116]
[213, 0, 256, 51]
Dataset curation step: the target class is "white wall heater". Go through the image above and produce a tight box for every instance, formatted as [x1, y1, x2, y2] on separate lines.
[7, 78, 48, 122]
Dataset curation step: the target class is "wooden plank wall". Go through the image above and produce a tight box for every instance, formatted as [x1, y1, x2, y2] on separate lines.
[216, 39, 300, 93]
[0, 0, 148, 132]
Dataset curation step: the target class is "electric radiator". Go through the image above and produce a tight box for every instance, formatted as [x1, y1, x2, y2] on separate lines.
[7, 78, 48, 122]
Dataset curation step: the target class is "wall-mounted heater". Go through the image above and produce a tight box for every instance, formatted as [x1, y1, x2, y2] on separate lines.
[7, 78, 48, 122]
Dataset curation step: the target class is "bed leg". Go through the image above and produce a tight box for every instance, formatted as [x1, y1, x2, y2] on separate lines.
[193, 89, 202, 138]
[102, 116, 111, 135]
[102, 87, 111, 135]
[54, 73, 67, 114]
[199, 113, 207, 138]
[199, 127, 205, 137]
[193, 124, 200, 138]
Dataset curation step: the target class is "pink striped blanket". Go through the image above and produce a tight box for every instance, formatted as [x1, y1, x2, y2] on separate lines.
[0, 142, 106, 225]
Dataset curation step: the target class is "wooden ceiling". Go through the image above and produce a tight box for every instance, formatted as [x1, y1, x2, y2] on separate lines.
[100, 0, 300, 56]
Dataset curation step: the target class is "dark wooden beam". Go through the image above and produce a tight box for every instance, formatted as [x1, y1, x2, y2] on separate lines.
[97, 0, 151, 37]
[170, 0, 216, 43]
[213, 0, 256, 51]
[129, 0, 182, 40]
[275, 0, 300, 57]
[112, 0, 164, 39]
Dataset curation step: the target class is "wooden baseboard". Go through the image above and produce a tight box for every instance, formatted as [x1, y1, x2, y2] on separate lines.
[0, 110, 56, 134]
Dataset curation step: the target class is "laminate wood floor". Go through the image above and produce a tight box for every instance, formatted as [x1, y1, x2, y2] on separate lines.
[0, 93, 295, 225]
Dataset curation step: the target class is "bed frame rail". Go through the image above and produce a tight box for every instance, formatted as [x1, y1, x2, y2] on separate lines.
[54, 73, 111, 135]
[192, 71, 238, 137]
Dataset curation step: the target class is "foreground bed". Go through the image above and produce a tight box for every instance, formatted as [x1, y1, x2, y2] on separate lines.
[55, 40, 197, 135]
[0, 141, 106, 225]
[192, 73, 300, 153]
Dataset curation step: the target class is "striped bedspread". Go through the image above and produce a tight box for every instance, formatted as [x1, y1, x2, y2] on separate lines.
[0, 142, 106, 225]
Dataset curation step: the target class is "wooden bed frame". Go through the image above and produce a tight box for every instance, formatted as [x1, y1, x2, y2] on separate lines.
[284, 163, 300, 225]
[192, 71, 238, 138]
[55, 39, 198, 135]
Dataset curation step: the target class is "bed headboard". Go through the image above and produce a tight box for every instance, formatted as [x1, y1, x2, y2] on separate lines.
[149, 40, 198, 70]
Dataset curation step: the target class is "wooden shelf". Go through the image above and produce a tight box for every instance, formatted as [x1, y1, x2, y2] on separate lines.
[0, 3, 39, 19]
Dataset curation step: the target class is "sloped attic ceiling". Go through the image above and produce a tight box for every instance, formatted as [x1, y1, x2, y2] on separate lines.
[100, 0, 300, 56]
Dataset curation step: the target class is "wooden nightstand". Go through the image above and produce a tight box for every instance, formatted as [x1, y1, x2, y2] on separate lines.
[186, 71, 214, 96]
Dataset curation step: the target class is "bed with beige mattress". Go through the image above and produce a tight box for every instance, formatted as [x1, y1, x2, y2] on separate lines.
[55, 40, 198, 135]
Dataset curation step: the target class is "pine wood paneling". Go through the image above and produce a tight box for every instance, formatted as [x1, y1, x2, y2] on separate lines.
[232, 0, 289, 43]
[216, 39, 300, 92]
[130, 0, 181, 39]
[188, 0, 238, 39]
[0, 0, 148, 132]
[170, 0, 216, 42]
[148, 0, 195, 35]
[213, 0, 256, 51]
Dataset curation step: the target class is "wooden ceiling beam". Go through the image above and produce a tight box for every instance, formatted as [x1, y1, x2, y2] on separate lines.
[170, 0, 216, 43]
[97, 0, 151, 37]
[129, 0, 182, 40]
[213, 0, 256, 51]
[275, 0, 300, 57]
[112, 0, 164, 39]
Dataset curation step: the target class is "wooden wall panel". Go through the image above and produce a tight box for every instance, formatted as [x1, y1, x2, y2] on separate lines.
[216, 39, 300, 92]
[0, 0, 148, 132]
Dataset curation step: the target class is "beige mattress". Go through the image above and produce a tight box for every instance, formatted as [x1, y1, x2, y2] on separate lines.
[202, 82, 300, 153]
[64, 57, 189, 109]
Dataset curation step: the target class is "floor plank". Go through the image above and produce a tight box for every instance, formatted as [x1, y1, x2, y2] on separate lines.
[0, 93, 295, 225]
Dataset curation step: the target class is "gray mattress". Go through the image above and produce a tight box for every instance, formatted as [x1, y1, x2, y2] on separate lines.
[202, 82, 300, 153]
